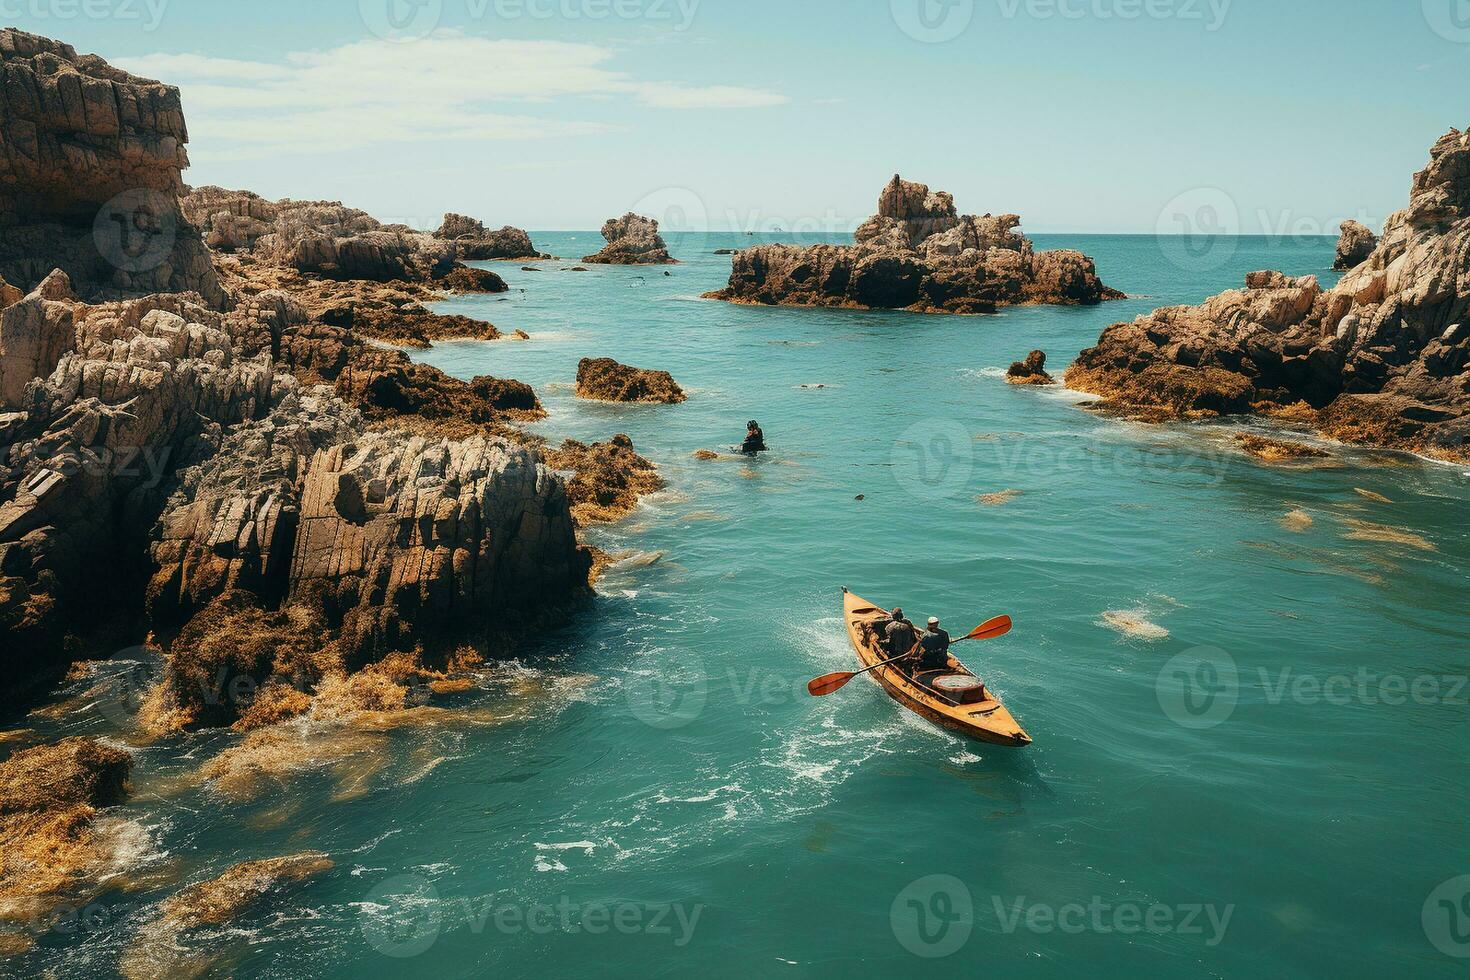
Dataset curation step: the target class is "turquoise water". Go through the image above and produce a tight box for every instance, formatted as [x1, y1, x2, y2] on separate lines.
[13, 234, 1470, 979]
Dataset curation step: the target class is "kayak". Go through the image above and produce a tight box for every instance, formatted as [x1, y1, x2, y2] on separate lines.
[841, 588, 1032, 747]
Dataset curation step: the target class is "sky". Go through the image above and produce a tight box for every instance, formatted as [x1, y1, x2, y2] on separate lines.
[8, 0, 1469, 233]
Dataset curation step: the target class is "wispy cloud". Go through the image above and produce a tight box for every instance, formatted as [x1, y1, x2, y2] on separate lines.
[118, 32, 786, 159]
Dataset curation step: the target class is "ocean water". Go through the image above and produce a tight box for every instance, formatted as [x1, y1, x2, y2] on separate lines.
[11, 233, 1470, 979]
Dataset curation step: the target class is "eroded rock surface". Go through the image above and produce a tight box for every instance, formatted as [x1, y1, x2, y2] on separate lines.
[0, 30, 224, 307]
[575, 357, 686, 404]
[435, 213, 549, 260]
[583, 213, 676, 265]
[706, 175, 1121, 313]
[1006, 350, 1054, 385]
[1335, 220, 1378, 271]
[1067, 130, 1470, 463]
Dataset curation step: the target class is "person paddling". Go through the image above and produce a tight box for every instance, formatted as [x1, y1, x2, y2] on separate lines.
[883, 608, 917, 660]
[740, 420, 767, 455]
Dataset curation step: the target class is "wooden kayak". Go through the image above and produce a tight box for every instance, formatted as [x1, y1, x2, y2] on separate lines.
[842, 588, 1032, 747]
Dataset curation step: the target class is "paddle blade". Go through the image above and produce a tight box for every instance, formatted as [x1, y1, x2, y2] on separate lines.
[807, 672, 858, 697]
[963, 615, 1013, 642]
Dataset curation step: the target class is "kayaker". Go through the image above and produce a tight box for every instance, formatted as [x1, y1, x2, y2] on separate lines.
[740, 420, 767, 455]
[915, 617, 952, 672]
[884, 608, 917, 660]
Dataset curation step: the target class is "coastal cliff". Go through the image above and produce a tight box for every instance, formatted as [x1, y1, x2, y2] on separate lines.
[705, 175, 1122, 314]
[1066, 129, 1470, 463]
[0, 28, 650, 719]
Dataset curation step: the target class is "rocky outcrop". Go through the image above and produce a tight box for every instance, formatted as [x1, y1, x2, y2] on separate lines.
[1006, 350, 1054, 385]
[1335, 220, 1378, 271]
[0, 738, 133, 951]
[0, 30, 224, 307]
[706, 175, 1121, 313]
[434, 214, 549, 260]
[0, 280, 288, 707]
[583, 213, 676, 265]
[544, 435, 664, 524]
[1067, 129, 1470, 463]
[575, 357, 687, 403]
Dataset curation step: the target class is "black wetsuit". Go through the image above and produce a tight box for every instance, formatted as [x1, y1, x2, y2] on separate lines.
[741, 427, 767, 455]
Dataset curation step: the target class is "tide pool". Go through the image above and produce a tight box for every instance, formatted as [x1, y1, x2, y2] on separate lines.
[14, 233, 1469, 979]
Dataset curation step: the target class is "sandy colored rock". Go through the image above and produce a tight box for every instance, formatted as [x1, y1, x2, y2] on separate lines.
[1335, 220, 1378, 271]
[1235, 434, 1329, 462]
[707, 175, 1120, 313]
[583, 214, 676, 265]
[1067, 130, 1470, 463]
[1006, 350, 1054, 385]
[575, 357, 686, 404]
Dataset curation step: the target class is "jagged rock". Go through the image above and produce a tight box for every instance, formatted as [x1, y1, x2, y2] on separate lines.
[0, 738, 133, 951]
[1067, 129, 1470, 463]
[0, 286, 285, 707]
[1335, 220, 1378, 270]
[1006, 350, 1054, 385]
[442, 266, 508, 293]
[583, 214, 676, 265]
[0, 277, 21, 309]
[434, 214, 549, 260]
[575, 358, 686, 404]
[0, 30, 224, 307]
[706, 175, 1121, 313]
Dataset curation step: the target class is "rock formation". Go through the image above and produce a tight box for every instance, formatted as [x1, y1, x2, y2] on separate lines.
[434, 213, 549, 260]
[0, 737, 133, 952]
[575, 357, 687, 403]
[1335, 220, 1378, 271]
[1067, 129, 1470, 463]
[1006, 350, 1054, 385]
[705, 175, 1122, 313]
[0, 32, 663, 717]
[0, 30, 225, 307]
[583, 213, 676, 265]
[544, 435, 665, 524]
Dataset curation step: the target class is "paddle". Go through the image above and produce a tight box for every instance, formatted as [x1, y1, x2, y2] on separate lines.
[806, 615, 1013, 697]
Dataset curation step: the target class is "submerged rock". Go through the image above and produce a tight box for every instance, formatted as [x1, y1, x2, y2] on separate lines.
[1068, 129, 1470, 463]
[120, 852, 332, 980]
[1235, 434, 1329, 463]
[1006, 350, 1054, 385]
[583, 214, 676, 265]
[575, 357, 687, 404]
[705, 175, 1121, 313]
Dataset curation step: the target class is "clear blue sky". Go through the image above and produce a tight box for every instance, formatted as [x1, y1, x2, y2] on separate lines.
[11, 0, 1468, 233]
